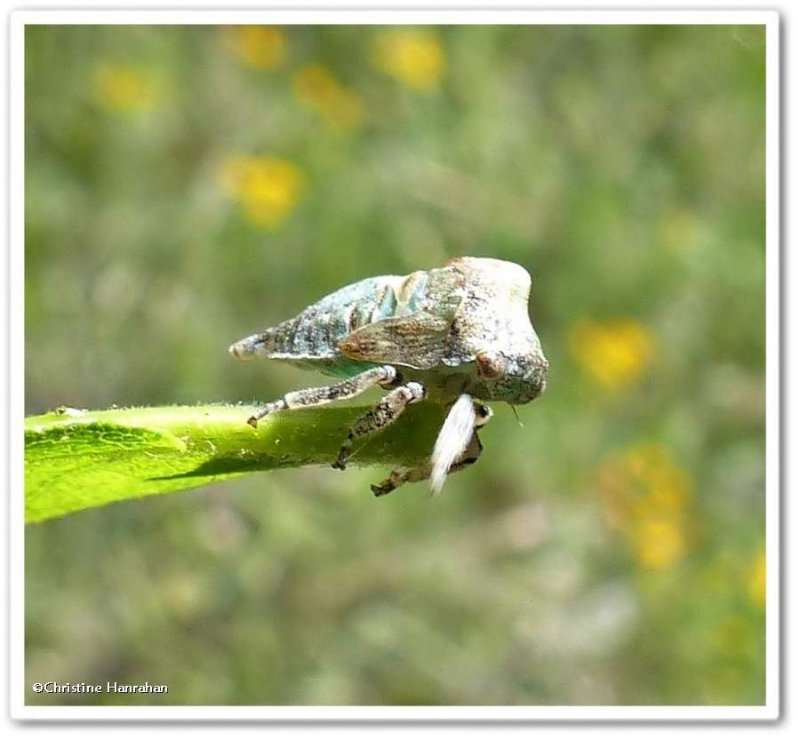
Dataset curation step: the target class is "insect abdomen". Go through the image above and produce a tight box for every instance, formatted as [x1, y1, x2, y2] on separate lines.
[230, 271, 430, 370]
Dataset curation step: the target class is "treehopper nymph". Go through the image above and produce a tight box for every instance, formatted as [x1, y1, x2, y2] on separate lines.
[229, 257, 548, 496]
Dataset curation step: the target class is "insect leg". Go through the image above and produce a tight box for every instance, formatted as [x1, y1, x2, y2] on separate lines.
[332, 382, 426, 470]
[371, 430, 484, 497]
[246, 364, 397, 428]
[371, 402, 492, 496]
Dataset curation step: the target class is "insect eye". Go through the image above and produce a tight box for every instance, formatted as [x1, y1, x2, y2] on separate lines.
[474, 404, 493, 427]
[475, 351, 504, 379]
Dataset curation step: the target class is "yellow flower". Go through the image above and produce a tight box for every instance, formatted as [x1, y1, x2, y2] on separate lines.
[633, 517, 686, 570]
[596, 442, 693, 570]
[93, 64, 159, 112]
[224, 26, 285, 70]
[219, 156, 306, 228]
[371, 29, 445, 90]
[569, 319, 655, 389]
[747, 549, 766, 608]
[292, 65, 364, 130]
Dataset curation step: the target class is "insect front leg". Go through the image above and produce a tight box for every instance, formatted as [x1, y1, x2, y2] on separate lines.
[246, 364, 398, 428]
[332, 382, 426, 471]
[371, 402, 492, 497]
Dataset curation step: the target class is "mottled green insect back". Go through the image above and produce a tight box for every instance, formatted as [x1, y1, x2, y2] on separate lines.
[229, 257, 548, 495]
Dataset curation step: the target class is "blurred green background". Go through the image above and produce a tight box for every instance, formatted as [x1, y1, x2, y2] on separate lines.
[25, 24, 766, 706]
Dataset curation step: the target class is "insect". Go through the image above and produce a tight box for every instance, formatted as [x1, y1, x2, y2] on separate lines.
[229, 256, 548, 496]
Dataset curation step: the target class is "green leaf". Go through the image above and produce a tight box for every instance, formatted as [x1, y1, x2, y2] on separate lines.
[24, 404, 444, 523]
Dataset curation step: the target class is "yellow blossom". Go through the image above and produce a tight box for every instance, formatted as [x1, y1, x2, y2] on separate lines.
[596, 442, 693, 570]
[292, 65, 364, 130]
[224, 26, 286, 70]
[633, 517, 686, 569]
[371, 29, 445, 90]
[93, 64, 159, 112]
[219, 156, 306, 228]
[569, 318, 655, 389]
[747, 549, 766, 607]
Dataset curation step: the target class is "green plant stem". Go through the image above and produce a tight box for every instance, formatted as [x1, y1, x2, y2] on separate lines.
[24, 403, 444, 523]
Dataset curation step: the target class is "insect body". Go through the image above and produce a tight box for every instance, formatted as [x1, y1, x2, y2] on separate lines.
[229, 256, 548, 495]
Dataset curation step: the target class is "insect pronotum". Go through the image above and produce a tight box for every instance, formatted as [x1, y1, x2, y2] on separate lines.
[229, 256, 548, 496]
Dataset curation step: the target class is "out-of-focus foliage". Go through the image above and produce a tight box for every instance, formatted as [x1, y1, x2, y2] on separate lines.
[25, 24, 766, 706]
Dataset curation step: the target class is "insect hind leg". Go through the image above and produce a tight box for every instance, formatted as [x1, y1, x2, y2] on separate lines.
[246, 364, 397, 428]
[371, 401, 492, 496]
[333, 382, 425, 470]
